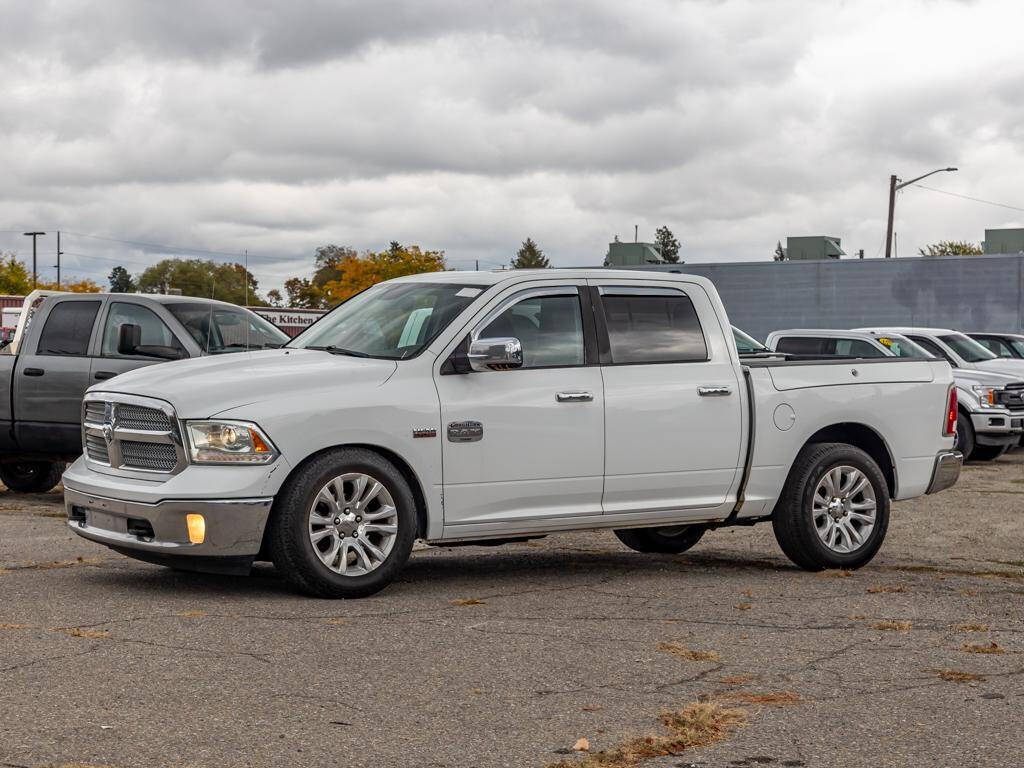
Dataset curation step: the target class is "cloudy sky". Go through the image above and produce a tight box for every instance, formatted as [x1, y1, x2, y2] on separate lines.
[2, 0, 1023, 293]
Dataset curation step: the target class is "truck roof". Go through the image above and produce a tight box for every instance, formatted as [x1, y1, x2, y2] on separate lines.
[853, 326, 959, 336]
[393, 268, 710, 287]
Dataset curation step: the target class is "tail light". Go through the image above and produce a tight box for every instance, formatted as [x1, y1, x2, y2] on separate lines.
[943, 385, 957, 437]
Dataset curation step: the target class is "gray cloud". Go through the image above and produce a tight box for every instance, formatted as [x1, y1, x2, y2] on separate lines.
[1, 0, 1022, 292]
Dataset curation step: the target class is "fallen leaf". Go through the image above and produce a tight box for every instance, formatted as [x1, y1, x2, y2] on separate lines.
[866, 585, 906, 594]
[175, 610, 207, 618]
[931, 668, 985, 683]
[658, 642, 719, 662]
[955, 623, 990, 632]
[963, 642, 1004, 654]
[451, 598, 486, 606]
[871, 620, 911, 631]
[734, 603, 752, 611]
[573, 738, 590, 752]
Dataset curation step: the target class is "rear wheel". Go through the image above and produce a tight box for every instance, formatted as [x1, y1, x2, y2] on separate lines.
[954, 413, 975, 459]
[267, 449, 417, 598]
[970, 444, 1008, 462]
[0, 461, 65, 493]
[772, 443, 889, 571]
[613, 525, 706, 554]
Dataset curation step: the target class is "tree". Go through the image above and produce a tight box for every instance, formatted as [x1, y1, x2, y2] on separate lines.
[0, 253, 32, 294]
[918, 240, 983, 257]
[266, 288, 283, 307]
[773, 241, 787, 261]
[283, 245, 359, 308]
[108, 266, 136, 293]
[511, 237, 549, 269]
[39, 277, 101, 293]
[321, 244, 446, 304]
[137, 258, 267, 305]
[655, 226, 681, 263]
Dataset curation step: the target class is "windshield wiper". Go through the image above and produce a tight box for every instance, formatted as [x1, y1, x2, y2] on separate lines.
[308, 345, 375, 358]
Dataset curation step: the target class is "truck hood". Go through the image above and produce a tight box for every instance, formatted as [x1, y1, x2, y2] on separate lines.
[968, 358, 1024, 378]
[90, 349, 398, 417]
[953, 367, 1024, 387]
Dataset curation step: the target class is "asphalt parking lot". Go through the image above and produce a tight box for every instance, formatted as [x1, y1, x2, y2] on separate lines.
[1, 456, 1022, 768]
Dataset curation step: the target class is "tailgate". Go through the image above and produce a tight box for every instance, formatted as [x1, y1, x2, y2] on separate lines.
[766, 360, 935, 391]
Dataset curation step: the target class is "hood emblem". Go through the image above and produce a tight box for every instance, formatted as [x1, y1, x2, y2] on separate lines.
[102, 404, 116, 444]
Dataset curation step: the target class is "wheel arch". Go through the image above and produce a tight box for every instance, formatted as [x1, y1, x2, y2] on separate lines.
[259, 443, 430, 558]
[799, 422, 897, 498]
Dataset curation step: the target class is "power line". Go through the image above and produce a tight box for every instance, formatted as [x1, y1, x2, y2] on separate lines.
[912, 184, 1024, 214]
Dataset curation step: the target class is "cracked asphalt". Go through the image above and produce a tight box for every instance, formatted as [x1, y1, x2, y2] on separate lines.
[1, 455, 1023, 768]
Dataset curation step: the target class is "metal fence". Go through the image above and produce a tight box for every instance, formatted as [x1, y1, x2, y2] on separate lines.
[631, 253, 1024, 341]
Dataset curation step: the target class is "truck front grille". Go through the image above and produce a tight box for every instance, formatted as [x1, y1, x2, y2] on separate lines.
[120, 441, 178, 472]
[82, 395, 186, 476]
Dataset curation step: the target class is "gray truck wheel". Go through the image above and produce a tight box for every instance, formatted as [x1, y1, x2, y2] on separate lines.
[0, 461, 65, 493]
[613, 525, 706, 554]
[954, 413, 975, 459]
[970, 444, 1007, 461]
[772, 442, 889, 571]
[267, 448, 417, 599]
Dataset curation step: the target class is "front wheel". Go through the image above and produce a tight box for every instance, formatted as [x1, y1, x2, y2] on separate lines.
[0, 461, 65, 493]
[954, 413, 975, 459]
[267, 449, 417, 598]
[772, 443, 889, 571]
[969, 444, 1008, 462]
[613, 524, 706, 554]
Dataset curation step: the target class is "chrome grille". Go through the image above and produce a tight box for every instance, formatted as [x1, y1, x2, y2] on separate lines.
[85, 433, 110, 464]
[115, 404, 171, 431]
[82, 394, 185, 475]
[120, 441, 178, 472]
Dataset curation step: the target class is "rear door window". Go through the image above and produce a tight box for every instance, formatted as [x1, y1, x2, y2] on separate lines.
[36, 301, 101, 356]
[775, 337, 828, 355]
[600, 289, 707, 364]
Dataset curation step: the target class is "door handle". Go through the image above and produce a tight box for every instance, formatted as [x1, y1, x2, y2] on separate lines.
[556, 391, 594, 403]
[697, 385, 732, 397]
[94, 371, 117, 380]
[23, 368, 44, 377]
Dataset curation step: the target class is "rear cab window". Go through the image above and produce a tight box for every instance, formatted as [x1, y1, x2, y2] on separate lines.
[599, 287, 707, 364]
[36, 301, 101, 356]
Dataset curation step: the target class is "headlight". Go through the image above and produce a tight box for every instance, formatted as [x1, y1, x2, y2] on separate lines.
[971, 385, 999, 408]
[185, 421, 278, 464]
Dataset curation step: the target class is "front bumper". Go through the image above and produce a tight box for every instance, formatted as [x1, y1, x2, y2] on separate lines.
[926, 450, 963, 495]
[970, 410, 1023, 446]
[64, 485, 273, 573]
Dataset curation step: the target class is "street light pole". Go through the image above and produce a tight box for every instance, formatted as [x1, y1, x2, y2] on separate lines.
[884, 167, 958, 258]
[23, 231, 45, 287]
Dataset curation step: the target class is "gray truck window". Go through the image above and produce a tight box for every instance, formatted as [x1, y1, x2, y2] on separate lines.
[602, 292, 707, 364]
[102, 302, 184, 357]
[834, 339, 886, 358]
[479, 294, 584, 368]
[907, 335, 952, 364]
[36, 301, 100, 356]
[776, 337, 828, 356]
[937, 333, 996, 363]
[975, 337, 1013, 358]
[167, 303, 288, 354]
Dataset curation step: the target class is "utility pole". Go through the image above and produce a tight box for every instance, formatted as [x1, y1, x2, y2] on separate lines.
[55, 231, 62, 287]
[23, 231, 45, 288]
[885, 167, 957, 258]
[634, 225, 638, 243]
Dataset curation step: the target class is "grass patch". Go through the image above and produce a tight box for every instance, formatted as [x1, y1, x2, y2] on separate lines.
[872, 620, 912, 631]
[547, 701, 745, 768]
[451, 598, 486, 606]
[175, 610, 207, 618]
[866, 585, 906, 594]
[0, 622, 27, 630]
[955, 623, 990, 632]
[658, 642, 720, 662]
[962, 642, 1004, 654]
[931, 669, 985, 683]
[735, 603, 753, 611]
[818, 569, 854, 578]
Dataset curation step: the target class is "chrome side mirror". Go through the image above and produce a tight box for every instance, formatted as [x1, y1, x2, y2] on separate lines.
[468, 337, 523, 371]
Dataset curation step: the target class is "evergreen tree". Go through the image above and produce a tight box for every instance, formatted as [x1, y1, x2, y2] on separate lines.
[511, 237, 549, 269]
[654, 226, 681, 263]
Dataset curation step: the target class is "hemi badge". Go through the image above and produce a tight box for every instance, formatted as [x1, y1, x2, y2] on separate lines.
[412, 428, 437, 439]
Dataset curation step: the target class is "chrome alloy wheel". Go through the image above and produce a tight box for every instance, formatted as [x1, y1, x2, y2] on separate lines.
[811, 465, 877, 554]
[308, 473, 399, 576]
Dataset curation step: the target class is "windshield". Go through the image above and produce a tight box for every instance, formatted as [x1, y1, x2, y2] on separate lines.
[733, 326, 768, 353]
[938, 333, 997, 363]
[290, 282, 486, 359]
[167, 303, 290, 354]
[872, 334, 932, 358]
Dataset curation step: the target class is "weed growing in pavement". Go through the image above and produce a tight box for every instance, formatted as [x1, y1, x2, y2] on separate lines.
[658, 642, 720, 662]
[962, 642, 1004, 654]
[872, 620, 912, 631]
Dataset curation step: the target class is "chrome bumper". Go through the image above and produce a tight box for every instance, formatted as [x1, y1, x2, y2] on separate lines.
[64, 485, 273, 559]
[926, 450, 963, 495]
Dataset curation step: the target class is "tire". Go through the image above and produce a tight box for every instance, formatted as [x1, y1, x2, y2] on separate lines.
[0, 461, 65, 493]
[969, 444, 1008, 462]
[267, 448, 418, 598]
[954, 413, 975, 460]
[613, 524, 706, 554]
[772, 443, 890, 571]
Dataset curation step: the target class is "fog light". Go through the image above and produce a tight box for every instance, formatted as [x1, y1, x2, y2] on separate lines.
[186, 513, 206, 544]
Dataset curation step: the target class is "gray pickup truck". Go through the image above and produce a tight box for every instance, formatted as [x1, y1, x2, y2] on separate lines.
[0, 291, 288, 492]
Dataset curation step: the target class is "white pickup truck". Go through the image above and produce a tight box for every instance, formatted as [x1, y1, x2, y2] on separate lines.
[63, 270, 961, 598]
